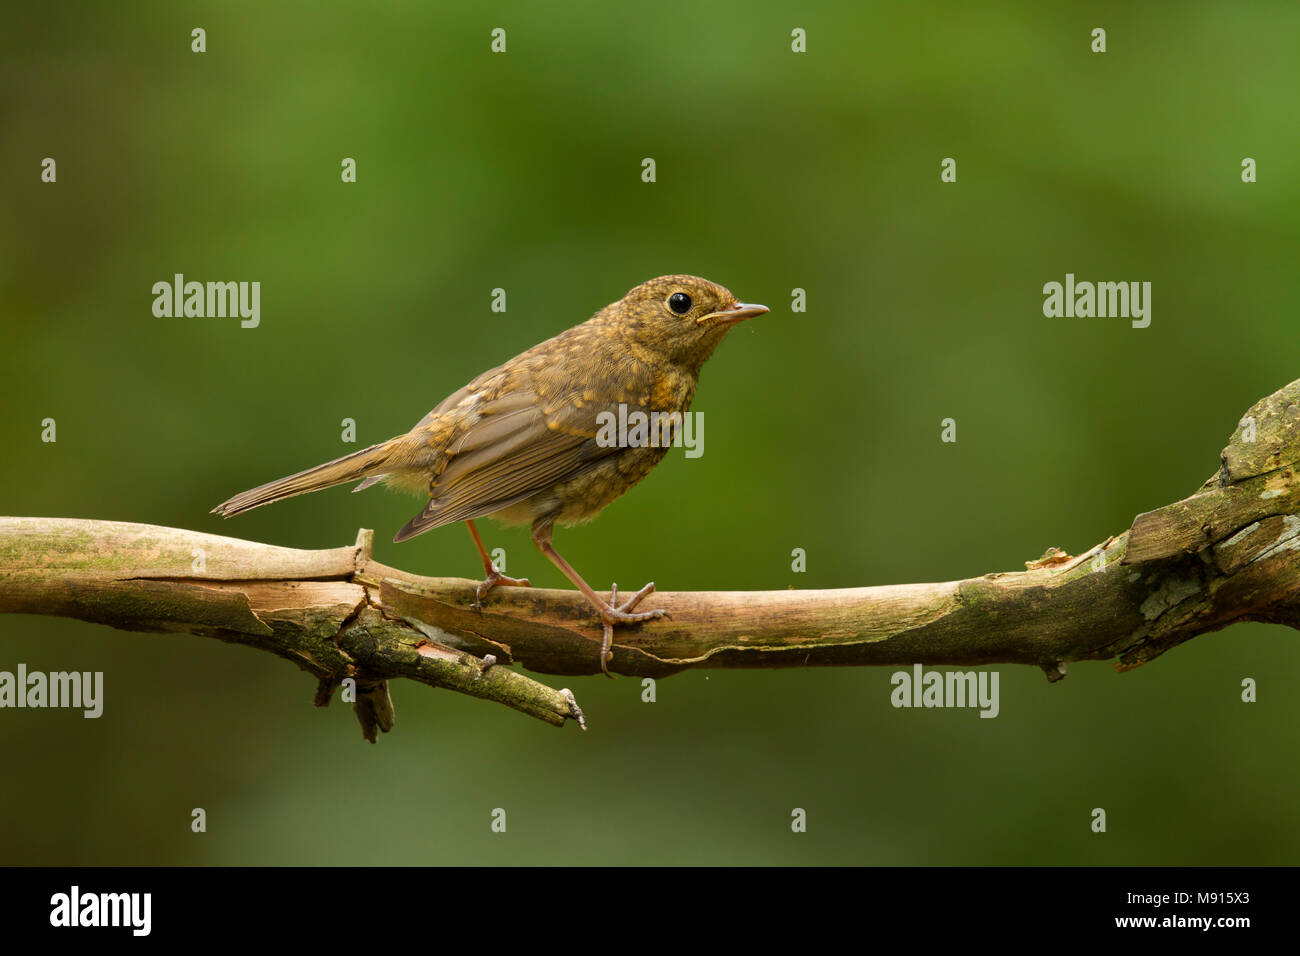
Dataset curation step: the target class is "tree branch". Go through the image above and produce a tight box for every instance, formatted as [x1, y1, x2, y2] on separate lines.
[4, 378, 1300, 738]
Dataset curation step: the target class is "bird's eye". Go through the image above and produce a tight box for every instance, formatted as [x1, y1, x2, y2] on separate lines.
[668, 292, 692, 315]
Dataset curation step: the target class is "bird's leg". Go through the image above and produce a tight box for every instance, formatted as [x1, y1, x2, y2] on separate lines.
[530, 522, 667, 676]
[466, 519, 530, 606]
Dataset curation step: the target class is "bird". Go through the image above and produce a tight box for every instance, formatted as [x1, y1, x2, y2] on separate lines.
[212, 274, 768, 675]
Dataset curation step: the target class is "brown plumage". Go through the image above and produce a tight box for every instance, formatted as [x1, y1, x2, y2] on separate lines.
[213, 274, 767, 674]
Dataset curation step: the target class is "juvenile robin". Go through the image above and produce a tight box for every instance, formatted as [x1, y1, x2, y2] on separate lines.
[213, 274, 768, 674]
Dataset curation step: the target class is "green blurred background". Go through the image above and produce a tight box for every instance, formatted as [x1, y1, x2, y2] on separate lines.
[3, 1, 1298, 865]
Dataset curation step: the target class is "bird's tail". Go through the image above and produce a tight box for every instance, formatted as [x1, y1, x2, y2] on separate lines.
[212, 434, 421, 517]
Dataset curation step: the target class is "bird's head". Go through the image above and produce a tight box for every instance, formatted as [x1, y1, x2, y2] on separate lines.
[605, 274, 769, 370]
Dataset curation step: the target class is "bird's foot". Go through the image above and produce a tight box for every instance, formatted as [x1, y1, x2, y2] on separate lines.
[594, 582, 668, 677]
[473, 569, 531, 607]
[603, 581, 666, 622]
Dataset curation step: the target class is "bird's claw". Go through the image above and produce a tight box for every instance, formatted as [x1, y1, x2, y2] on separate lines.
[473, 569, 531, 608]
[606, 581, 665, 619]
[595, 582, 668, 678]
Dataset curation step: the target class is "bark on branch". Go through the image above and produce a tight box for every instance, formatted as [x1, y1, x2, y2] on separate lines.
[4, 378, 1300, 740]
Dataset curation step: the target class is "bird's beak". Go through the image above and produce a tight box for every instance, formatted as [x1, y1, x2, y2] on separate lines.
[697, 301, 770, 326]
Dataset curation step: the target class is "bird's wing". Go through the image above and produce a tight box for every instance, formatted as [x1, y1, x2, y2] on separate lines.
[392, 387, 636, 542]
